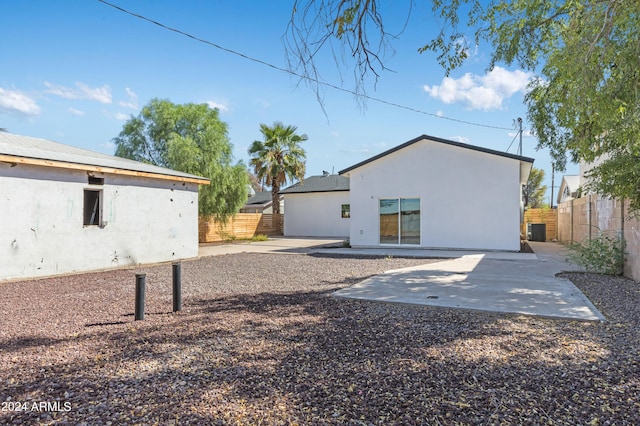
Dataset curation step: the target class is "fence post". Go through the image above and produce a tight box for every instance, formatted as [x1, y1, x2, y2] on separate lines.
[172, 262, 182, 312]
[570, 199, 574, 243]
[587, 194, 593, 240]
[135, 274, 146, 321]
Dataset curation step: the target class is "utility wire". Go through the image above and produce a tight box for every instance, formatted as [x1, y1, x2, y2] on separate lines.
[505, 130, 520, 153]
[97, 0, 513, 131]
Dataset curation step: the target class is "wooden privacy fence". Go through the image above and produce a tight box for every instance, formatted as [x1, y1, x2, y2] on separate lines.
[199, 213, 283, 243]
[521, 208, 558, 241]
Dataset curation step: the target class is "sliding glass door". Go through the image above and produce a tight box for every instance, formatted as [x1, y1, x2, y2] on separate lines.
[379, 198, 420, 245]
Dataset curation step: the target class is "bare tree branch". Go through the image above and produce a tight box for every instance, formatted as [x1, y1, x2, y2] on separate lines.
[284, 0, 410, 106]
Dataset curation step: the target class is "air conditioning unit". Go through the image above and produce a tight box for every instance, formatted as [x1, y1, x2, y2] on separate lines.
[527, 223, 546, 242]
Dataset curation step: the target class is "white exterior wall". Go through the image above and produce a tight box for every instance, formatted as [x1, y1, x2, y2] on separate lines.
[1, 163, 200, 281]
[347, 140, 523, 251]
[283, 191, 350, 237]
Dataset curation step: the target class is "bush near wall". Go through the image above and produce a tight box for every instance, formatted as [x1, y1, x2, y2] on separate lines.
[557, 195, 639, 281]
[199, 213, 283, 243]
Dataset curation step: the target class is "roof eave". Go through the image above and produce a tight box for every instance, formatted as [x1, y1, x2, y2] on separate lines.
[0, 154, 211, 185]
[281, 189, 350, 194]
[339, 134, 535, 175]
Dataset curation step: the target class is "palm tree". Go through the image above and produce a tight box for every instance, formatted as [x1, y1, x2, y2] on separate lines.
[248, 122, 307, 217]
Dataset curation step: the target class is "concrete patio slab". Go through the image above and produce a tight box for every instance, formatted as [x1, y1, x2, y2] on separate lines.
[332, 242, 605, 322]
[198, 237, 604, 321]
[198, 236, 345, 257]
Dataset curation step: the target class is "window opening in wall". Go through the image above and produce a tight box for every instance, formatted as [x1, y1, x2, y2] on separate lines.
[341, 204, 350, 218]
[88, 176, 104, 185]
[84, 189, 102, 226]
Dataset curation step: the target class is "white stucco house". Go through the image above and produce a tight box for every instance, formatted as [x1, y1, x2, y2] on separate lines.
[0, 133, 209, 281]
[339, 135, 533, 251]
[281, 173, 350, 238]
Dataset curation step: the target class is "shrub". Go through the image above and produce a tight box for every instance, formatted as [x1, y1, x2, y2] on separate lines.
[218, 230, 236, 242]
[251, 234, 269, 241]
[567, 234, 625, 275]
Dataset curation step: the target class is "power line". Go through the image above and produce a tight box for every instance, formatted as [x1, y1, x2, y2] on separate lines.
[506, 117, 524, 154]
[505, 131, 519, 153]
[97, 0, 513, 131]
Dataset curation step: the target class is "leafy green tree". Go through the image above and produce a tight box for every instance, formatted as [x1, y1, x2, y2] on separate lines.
[523, 167, 547, 208]
[113, 98, 248, 220]
[248, 122, 307, 215]
[287, 0, 640, 214]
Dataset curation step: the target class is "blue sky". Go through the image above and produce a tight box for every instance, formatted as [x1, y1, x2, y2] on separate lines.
[1, 0, 577, 204]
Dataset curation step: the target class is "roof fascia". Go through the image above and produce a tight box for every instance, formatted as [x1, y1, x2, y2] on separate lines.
[281, 188, 350, 194]
[339, 134, 535, 175]
[0, 154, 210, 185]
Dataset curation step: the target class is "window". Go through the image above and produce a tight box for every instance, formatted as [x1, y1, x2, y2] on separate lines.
[341, 204, 350, 218]
[83, 189, 102, 226]
[88, 176, 104, 185]
[379, 198, 420, 245]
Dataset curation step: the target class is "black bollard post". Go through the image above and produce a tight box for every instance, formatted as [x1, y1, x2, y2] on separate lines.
[135, 274, 146, 321]
[172, 262, 182, 312]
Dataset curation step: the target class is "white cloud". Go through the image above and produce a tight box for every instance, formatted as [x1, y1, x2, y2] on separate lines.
[118, 88, 138, 109]
[449, 135, 470, 143]
[44, 81, 112, 104]
[424, 67, 532, 111]
[453, 36, 478, 60]
[68, 107, 84, 116]
[206, 101, 229, 112]
[508, 129, 535, 138]
[339, 146, 372, 155]
[43, 82, 75, 99]
[78, 83, 111, 103]
[115, 112, 130, 121]
[0, 87, 41, 116]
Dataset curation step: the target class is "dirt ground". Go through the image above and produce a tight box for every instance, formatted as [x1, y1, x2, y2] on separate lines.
[1, 252, 639, 425]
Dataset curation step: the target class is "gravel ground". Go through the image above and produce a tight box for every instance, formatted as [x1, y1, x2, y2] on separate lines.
[1, 252, 639, 425]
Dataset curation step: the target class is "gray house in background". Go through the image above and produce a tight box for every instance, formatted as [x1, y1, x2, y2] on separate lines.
[281, 173, 350, 238]
[240, 191, 283, 214]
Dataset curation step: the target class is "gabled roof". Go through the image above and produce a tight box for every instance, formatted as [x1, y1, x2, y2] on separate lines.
[557, 175, 581, 204]
[339, 134, 534, 175]
[0, 133, 209, 184]
[246, 191, 277, 205]
[281, 174, 350, 194]
[562, 175, 580, 191]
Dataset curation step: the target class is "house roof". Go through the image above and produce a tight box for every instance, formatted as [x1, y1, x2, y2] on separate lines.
[281, 174, 350, 194]
[557, 175, 581, 204]
[0, 133, 210, 185]
[246, 191, 276, 205]
[562, 175, 580, 191]
[339, 134, 535, 175]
